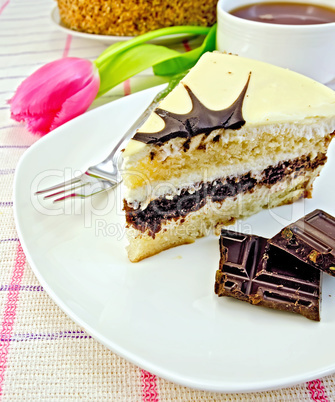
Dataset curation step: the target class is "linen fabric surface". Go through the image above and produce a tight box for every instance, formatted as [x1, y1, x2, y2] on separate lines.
[0, 0, 334, 400]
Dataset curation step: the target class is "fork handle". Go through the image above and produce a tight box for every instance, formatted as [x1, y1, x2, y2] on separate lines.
[86, 96, 160, 180]
[100, 72, 187, 165]
[103, 90, 162, 162]
[87, 72, 188, 181]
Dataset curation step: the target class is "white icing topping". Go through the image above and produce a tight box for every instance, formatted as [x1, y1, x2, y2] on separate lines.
[123, 52, 335, 158]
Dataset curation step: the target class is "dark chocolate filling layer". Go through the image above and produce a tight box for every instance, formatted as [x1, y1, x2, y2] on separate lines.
[124, 153, 326, 237]
[133, 76, 251, 145]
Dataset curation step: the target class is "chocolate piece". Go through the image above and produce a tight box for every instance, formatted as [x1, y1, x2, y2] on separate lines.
[133, 75, 251, 145]
[269, 209, 335, 276]
[215, 230, 321, 321]
[124, 153, 327, 238]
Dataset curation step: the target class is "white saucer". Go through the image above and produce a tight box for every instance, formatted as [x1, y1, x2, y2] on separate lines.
[50, 7, 196, 46]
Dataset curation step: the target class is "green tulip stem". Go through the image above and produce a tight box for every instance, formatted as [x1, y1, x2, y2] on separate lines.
[94, 25, 211, 69]
[93, 24, 217, 98]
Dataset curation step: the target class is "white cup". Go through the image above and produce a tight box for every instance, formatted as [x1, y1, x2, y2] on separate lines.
[216, 0, 335, 83]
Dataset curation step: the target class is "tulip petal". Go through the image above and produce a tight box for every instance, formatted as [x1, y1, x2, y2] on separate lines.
[25, 113, 56, 136]
[50, 73, 100, 131]
[10, 58, 100, 135]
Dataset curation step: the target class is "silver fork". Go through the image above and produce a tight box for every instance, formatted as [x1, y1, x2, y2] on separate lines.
[35, 73, 186, 203]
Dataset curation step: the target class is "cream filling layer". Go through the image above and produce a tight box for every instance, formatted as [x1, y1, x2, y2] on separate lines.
[126, 167, 320, 241]
[123, 146, 326, 209]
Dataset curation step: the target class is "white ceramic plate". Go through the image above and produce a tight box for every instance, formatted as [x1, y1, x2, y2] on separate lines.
[51, 7, 196, 45]
[14, 85, 335, 393]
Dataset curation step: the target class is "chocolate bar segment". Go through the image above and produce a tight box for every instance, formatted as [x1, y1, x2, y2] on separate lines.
[269, 209, 335, 276]
[215, 230, 321, 321]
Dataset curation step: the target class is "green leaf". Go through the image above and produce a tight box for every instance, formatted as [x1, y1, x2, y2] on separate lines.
[97, 44, 179, 97]
[153, 24, 217, 77]
[94, 25, 217, 98]
[95, 25, 211, 68]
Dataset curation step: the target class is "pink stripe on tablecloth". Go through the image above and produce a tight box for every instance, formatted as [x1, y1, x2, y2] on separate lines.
[0, 242, 26, 397]
[0, 0, 10, 16]
[123, 79, 131, 96]
[62, 34, 72, 58]
[141, 370, 159, 402]
[308, 379, 329, 401]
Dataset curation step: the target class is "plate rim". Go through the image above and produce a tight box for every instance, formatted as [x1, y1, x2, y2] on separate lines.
[13, 86, 335, 393]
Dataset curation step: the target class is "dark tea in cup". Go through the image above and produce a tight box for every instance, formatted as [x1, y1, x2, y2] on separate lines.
[230, 2, 335, 25]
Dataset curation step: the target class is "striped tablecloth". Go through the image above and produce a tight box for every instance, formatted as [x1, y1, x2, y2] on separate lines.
[0, 0, 334, 400]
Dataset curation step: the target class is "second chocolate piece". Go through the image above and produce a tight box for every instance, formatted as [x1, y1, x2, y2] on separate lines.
[269, 209, 335, 276]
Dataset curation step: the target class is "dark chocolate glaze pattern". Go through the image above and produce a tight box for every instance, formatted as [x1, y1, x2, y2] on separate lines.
[133, 74, 251, 145]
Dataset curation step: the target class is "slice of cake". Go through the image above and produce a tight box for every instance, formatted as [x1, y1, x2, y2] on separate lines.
[121, 52, 335, 262]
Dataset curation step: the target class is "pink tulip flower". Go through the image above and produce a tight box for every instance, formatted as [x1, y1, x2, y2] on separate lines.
[9, 26, 215, 136]
[9, 57, 100, 135]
